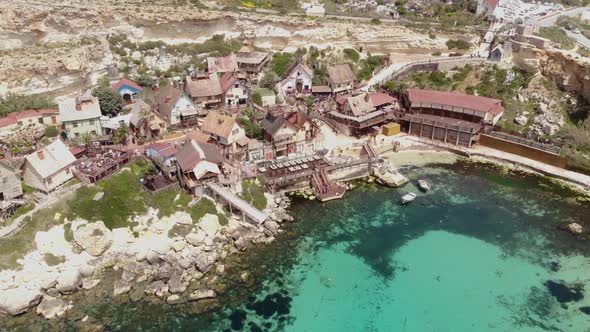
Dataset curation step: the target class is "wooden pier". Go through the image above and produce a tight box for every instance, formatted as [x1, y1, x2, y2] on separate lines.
[207, 182, 267, 225]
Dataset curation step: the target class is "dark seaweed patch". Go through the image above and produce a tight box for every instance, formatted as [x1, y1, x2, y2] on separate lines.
[245, 292, 292, 319]
[579, 307, 590, 315]
[229, 310, 247, 330]
[544, 280, 584, 303]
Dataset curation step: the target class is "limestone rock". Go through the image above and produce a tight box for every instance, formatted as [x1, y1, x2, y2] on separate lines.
[514, 114, 528, 125]
[82, 279, 101, 290]
[172, 240, 187, 252]
[264, 220, 280, 235]
[189, 289, 217, 301]
[166, 294, 184, 305]
[373, 166, 408, 187]
[168, 274, 186, 294]
[194, 253, 216, 273]
[56, 269, 81, 294]
[234, 237, 249, 251]
[114, 280, 132, 296]
[36, 296, 68, 319]
[145, 280, 168, 297]
[0, 287, 42, 316]
[186, 230, 207, 246]
[78, 264, 95, 278]
[567, 223, 583, 235]
[199, 214, 220, 237]
[73, 221, 113, 256]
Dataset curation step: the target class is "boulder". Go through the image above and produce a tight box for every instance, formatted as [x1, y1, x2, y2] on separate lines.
[56, 270, 81, 294]
[0, 287, 42, 316]
[199, 214, 220, 237]
[168, 275, 186, 294]
[78, 264, 95, 278]
[186, 230, 207, 246]
[234, 237, 249, 251]
[194, 253, 216, 273]
[514, 114, 528, 126]
[146, 251, 162, 265]
[145, 280, 168, 297]
[73, 221, 113, 256]
[166, 294, 183, 305]
[373, 167, 408, 187]
[172, 240, 187, 252]
[36, 296, 68, 319]
[567, 223, 583, 235]
[129, 286, 145, 302]
[82, 279, 101, 290]
[189, 289, 217, 301]
[121, 270, 136, 283]
[264, 220, 280, 235]
[113, 280, 132, 296]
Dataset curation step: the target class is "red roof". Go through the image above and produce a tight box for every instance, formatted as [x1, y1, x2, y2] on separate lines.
[146, 142, 178, 158]
[407, 89, 504, 115]
[112, 78, 144, 92]
[0, 109, 59, 128]
[369, 93, 397, 107]
[219, 72, 239, 93]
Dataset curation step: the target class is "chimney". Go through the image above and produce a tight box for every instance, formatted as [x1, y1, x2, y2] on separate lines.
[37, 150, 45, 160]
[364, 93, 371, 102]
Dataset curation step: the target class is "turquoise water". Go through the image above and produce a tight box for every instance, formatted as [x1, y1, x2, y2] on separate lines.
[6, 161, 590, 331]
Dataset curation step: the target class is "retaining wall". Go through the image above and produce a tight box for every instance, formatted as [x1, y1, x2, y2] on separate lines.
[478, 134, 567, 168]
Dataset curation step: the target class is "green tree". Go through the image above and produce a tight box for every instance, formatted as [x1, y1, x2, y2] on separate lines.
[384, 81, 397, 94]
[259, 70, 279, 89]
[92, 86, 124, 116]
[134, 74, 156, 88]
[252, 92, 263, 106]
[343, 48, 360, 63]
[44, 126, 59, 138]
[113, 125, 129, 144]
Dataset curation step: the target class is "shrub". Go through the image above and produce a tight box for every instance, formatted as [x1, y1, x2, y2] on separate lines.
[0, 94, 57, 117]
[44, 126, 59, 138]
[446, 39, 471, 50]
[370, 18, 382, 25]
[343, 48, 360, 63]
[252, 92, 262, 106]
[270, 53, 295, 77]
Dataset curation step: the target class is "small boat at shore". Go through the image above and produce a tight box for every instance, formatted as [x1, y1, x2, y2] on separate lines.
[418, 179, 431, 192]
[400, 192, 417, 205]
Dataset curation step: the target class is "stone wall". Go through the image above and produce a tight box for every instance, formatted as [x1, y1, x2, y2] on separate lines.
[478, 134, 567, 168]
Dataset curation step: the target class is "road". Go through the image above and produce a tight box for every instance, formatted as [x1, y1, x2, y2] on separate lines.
[531, 6, 589, 27]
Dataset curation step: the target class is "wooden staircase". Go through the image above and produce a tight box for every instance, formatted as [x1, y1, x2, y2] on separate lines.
[311, 166, 347, 202]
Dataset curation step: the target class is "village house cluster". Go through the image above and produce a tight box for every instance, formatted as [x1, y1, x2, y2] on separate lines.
[0, 38, 508, 222]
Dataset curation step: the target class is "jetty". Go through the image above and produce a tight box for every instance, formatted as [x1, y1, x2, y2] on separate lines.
[207, 182, 267, 225]
[311, 166, 347, 202]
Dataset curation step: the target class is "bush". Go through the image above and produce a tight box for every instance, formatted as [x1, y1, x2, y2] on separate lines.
[259, 70, 279, 89]
[446, 39, 471, 50]
[270, 53, 295, 77]
[0, 94, 57, 117]
[356, 55, 384, 81]
[432, 51, 442, 56]
[44, 126, 59, 138]
[134, 74, 157, 88]
[252, 92, 262, 106]
[370, 18, 382, 25]
[241, 179, 267, 210]
[343, 48, 360, 63]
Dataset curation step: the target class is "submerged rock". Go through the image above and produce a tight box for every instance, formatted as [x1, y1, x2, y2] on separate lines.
[113, 280, 132, 296]
[567, 223, 583, 235]
[545, 280, 584, 303]
[189, 289, 217, 301]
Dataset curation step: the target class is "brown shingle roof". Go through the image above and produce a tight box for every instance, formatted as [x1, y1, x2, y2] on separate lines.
[327, 64, 356, 84]
[175, 139, 224, 171]
[154, 85, 184, 121]
[346, 94, 375, 116]
[207, 54, 238, 74]
[219, 72, 239, 93]
[201, 112, 238, 139]
[184, 74, 222, 98]
[407, 89, 504, 115]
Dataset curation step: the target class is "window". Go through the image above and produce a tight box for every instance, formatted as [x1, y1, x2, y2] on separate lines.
[91, 130, 97, 135]
[47, 177, 53, 185]
[51, 116, 57, 124]
[72, 121, 78, 128]
[2, 177, 7, 184]
[75, 133, 80, 138]
[234, 83, 239, 88]
[17, 121, 23, 126]
[89, 119, 94, 125]
[38, 118, 43, 124]
[66, 168, 70, 175]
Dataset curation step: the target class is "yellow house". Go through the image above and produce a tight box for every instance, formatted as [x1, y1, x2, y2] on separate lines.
[59, 90, 103, 139]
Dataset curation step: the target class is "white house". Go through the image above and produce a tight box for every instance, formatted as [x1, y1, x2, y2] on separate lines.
[220, 72, 249, 108]
[22, 140, 77, 192]
[59, 90, 103, 139]
[278, 62, 313, 97]
[154, 83, 196, 126]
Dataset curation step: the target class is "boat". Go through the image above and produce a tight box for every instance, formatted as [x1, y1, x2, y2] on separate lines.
[400, 192, 417, 205]
[417, 179, 431, 192]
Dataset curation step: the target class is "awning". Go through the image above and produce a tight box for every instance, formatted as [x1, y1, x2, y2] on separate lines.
[180, 109, 199, 117]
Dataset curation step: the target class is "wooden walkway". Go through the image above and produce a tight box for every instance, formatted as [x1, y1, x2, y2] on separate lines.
[207, 182, 267, 225]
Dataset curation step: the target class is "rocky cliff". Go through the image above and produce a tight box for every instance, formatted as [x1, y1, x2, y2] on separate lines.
[539, 51, 590, 103]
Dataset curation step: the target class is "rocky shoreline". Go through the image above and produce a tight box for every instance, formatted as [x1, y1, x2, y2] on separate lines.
[0, 192, 293, 324]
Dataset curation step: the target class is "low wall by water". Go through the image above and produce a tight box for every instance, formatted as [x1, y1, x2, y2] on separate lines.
[478, 134, 567, 168]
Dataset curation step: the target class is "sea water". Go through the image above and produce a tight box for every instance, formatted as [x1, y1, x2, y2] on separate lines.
[6, 161, 590, 331]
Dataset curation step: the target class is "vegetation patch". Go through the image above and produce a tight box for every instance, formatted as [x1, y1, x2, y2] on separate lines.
[189, 197, 228, 225]
[445, 39, 471, 50]
[0, 94, 57, 117]
[270, 52, 295, 77]
[241, 179, 267, 210]
[168, 224, 193, 238]
[536, 27, 576, 50]
[44, 253, 65, 266]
